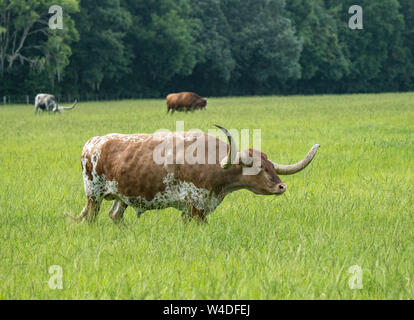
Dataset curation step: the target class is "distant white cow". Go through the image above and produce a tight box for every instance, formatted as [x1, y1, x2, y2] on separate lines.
[34, 94, 77, 114]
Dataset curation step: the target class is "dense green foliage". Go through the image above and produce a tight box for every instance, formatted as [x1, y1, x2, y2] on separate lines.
[1, 0, 413, 98]
[1, 93, 414, 299]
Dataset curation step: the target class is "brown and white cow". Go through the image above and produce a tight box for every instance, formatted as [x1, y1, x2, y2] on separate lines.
[166, 92, 207, 113]
[71, 125, 319, 223]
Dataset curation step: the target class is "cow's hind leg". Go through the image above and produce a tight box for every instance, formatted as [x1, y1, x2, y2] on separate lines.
[86, 198, 102, 222]
[70, 197, 102, 223]
[182, 206, 207, 224]
[108, 200, 128, 224]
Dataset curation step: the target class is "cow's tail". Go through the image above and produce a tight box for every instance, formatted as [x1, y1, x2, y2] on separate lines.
[64, 211, 83, 223]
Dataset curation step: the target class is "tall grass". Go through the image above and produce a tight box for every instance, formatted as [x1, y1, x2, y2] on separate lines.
[0, 93, 413, 299]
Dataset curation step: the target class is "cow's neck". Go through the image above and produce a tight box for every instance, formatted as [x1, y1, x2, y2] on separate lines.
[217, 166, 250, 196]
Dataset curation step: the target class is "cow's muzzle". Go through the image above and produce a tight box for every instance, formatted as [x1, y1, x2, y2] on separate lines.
[275, 183, 287, 195]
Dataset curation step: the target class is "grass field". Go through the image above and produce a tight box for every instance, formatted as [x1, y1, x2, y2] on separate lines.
[0, 93, 413, 299]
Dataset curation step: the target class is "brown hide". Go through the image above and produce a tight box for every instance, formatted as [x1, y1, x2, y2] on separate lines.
[166, 92, 207, 112]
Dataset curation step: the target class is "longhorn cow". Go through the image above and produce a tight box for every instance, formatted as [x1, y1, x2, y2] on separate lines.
[71, 125, 319, 223]
[34, 94, 77, 114]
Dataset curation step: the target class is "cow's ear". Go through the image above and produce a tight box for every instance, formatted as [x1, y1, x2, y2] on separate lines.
[238, 150, 251, 167]
[239, 150, 262, 168]
[220, 150, 259, 169]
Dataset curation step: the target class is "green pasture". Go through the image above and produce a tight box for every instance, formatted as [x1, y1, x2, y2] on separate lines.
[0, 93, 413, 299]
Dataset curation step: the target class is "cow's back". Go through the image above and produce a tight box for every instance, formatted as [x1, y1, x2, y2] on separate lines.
[178, 92, 200, 106]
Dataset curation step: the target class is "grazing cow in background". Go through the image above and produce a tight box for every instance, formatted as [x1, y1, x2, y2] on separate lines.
[34, 94, 77, 114]
[70, 125, 319, 224]
[166, 92, 207, 113]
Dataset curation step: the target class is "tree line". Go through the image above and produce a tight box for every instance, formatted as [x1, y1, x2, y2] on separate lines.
[1, 0, 413, 99]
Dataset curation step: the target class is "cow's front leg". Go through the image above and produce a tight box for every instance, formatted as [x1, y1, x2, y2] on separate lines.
[52, 103, 58, 113]
[108, 200, 128, 224]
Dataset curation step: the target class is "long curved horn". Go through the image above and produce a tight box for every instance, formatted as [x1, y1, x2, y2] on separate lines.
[215, 124, 239, 169]
[61, 99, 78, 110]
[272, 144, 320, 175]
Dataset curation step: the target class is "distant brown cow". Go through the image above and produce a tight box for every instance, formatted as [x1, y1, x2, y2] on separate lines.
[166, 92, 207, 113]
